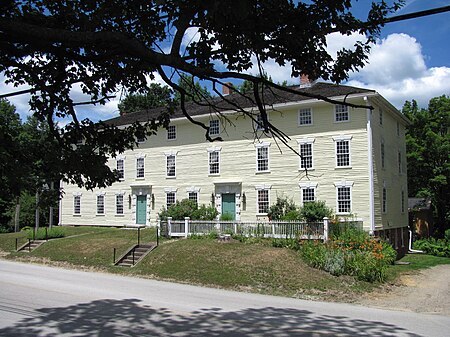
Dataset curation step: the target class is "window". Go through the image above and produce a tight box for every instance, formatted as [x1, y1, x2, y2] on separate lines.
[97, 194, 105, 215]
[381, 142, 385, 169]
[188, 191, 198, 204]
[255, 114, 266, 131]
[73, 195, 81, 215]
[209, 120, 220, 136]
[117, 159, 124, 180]
[382, 185, 387, 213]
[302, 188, 315, 203]
[166, 192, 176, 209]
[337, 186, 351, 214]
[137, 135, 146, 143]
[116, 194, 124, 215]
[334, 104, 349, 122]
[397, 121, 400, 136]
[300, 143, 313, 169]
[298, 108, 312, 126]
[166, 155, 176, 177]
[208, 150, 220, 175]
[336, 140, 350, 167]
[167, 125, 176, 140]
[256, 143, 270, 172]
[401, 189, 405, 213]
[136, 157, 145, 178]
[398, 151, 402, 174]
[257, 189, 269, 214]
[379, 109, 383, 125]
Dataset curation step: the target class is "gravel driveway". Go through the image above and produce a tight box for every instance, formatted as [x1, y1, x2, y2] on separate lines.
[359, 264, 450, 316]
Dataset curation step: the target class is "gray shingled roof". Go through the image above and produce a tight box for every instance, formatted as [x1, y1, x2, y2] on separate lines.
[105, 82, 375, 126]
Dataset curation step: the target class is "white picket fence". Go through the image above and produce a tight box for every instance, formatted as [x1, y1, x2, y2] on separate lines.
[158, 217, 360, 241]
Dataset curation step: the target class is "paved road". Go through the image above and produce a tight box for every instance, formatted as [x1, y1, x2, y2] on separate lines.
[0, 260, 448, 336]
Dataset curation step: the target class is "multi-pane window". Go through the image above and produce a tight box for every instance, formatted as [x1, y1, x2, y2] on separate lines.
[337, 186, 351, 213]
[398, 151, 402, 174]
[379, 109, 383, 125]
[166, 192, 176, 209]
[298, 108, 312, 126]
[335, 104, 349, 122]
[117, 159, 124, 180]
[300, 143, 313, 169]
[382, 187, 387, 213]
[188, 191, 198, 204]
[137, 135, 146, 143]
[208, 151, 220, 175]
[209, 120, 220, 136]
[73, 195, 81, 215]
[116, 194, 124, 215]
[257, 146, 269, 172]
[166, 155, 176, 177]
[255, 114, 265, 131]
[257, 189, 269, 214]
[136, 157, 145, 178]
[97, 195, 105, 215]
[401, 189, 405, 213]
[167, 125, 176, 140]
[381, 142, 385, 169]
[302, 188, 315, 203]
[397, 121, 400, 136]
[336, 140, 350, 167]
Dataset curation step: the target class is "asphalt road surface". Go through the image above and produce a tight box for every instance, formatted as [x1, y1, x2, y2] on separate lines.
[0, 260, 449, 336]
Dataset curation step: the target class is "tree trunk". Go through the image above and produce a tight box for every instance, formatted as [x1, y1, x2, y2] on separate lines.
[49, 181, 54, 229]
[14, 197, 20, 233]
[35, 190, 39, 232]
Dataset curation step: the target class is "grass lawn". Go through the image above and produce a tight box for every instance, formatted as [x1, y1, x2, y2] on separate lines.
[1, 227, 449, 301]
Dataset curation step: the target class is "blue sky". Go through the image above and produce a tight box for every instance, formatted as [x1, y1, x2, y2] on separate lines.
[1, 0, 449, 122]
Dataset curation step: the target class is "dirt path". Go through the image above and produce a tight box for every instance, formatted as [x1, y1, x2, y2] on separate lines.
[359, 264, 450, 316]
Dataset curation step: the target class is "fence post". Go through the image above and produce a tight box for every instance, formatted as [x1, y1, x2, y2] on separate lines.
[113, 248, 116, 264]
[28, 239, 31, 252]
[323, 217, 329, 242]
[137, 227, 141, 246]
[184, 217, 190, 238]
[45, 227, 48, 241]
[272, 222, 275, 238]
[156, 224, 159, 246]
[167, 217, 172, 237]
[234, 222, 237, 235]
[215, 219, 220, 233]
[15, 238, 18, 251]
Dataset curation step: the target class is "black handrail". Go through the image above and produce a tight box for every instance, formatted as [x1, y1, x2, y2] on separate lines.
[113, 248, 116, 264]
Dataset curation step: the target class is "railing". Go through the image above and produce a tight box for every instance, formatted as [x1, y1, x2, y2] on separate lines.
[159, 217, 361, 241]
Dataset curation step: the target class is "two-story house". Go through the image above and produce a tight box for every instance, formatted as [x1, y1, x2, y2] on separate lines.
[59, 82, 409, 247]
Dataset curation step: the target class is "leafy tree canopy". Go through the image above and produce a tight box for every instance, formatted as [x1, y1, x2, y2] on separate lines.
[403, 95, 450, 234]
[0, 0, 403, 189]
[118, 83, 173, 114]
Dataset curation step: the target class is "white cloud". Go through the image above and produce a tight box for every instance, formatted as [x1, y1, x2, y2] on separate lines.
[345, 33, 450, 108]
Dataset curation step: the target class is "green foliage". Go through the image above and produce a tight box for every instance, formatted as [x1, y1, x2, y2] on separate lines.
[268, 196, 299, 220]
[445, 229, 450, 241]
[118, 83, 173, 114]
[299, 229, 396, 282]
[271, 238, 301, 250]
[174, 74, 212, 103]
[403, 96, 450, 234]
[159, 199, 217, 221]
[26, 227, 65, 240]
[414, 238, 450, 258]
[219, 213, 234, 221]
[299, 201, 333, 222]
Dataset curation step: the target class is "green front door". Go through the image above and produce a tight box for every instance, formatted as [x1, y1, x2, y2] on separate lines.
[221, 193, 236, 220]
[136, 195, 147, 224]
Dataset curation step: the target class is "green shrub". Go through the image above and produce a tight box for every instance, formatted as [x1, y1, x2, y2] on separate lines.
[219, 213, 234, 221]
[414, 238, 450, 258]
[268, 196, 299, 220]
[26, 227, 65, 240]
[159, 199, 218, 221]
[192, 204, 219, 220]
[299, 201, 333, 222]
[445, 229, 450, 241]
[271, 238, 301, 250]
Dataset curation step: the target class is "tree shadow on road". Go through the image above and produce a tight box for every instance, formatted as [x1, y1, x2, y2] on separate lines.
[0, 298, 422, 336]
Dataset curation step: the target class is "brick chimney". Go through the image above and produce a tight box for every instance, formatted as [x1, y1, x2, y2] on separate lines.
[222, 82, 234, 95]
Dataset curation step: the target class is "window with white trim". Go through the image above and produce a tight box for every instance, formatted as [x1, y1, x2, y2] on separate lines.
[256, 144, 270, 172]
[397, 121, 400, 136]
[117, 159, 124, 180]
[255, 114, 266, 131]
[208, 150, 220, 175]
[167, 125, 176, 140]
[209, 120, 220, 136]
[188, 191, 198, 204]
[166, 192, 176, 209]
[257, 189, 269, 214]
[302, 188, 315, 203]
[116, 194, 124, 215]
[137, 135, 146, 143]
[97, 194, 105, 215]
[334, 104, 349, 122]
[336, 140, 350, 167]
[381, 142, 385, 169]
[398, 151, 402, 174]
[335, 182, 353, 214]
[382, 184, 387, 213]
[166, 155, 176, 177]
[73, 195, 81, 215]
[300, 143, 313, 169]
[298, 108, 312, 126]
[136, 157, 145, 178]
[379, 109, 383, 125]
